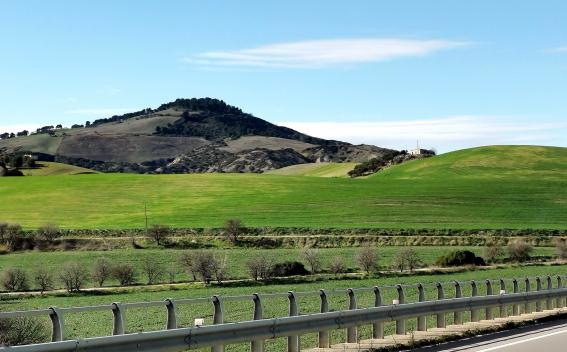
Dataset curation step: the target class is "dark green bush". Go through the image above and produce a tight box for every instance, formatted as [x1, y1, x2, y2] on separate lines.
[435, 250, 486, 267]
[270, 261, 309, 277]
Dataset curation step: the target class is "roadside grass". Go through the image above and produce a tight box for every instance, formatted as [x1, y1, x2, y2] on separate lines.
[0, 246, 556, 290]
[2, 264, 565, 352]
[1, 146, 567, 229]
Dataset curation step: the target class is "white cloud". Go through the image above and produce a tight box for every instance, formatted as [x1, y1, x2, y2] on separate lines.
[278, 116, 567, 152]
[549, 46, 567, 53]
[0, 124, 42, 134]
[66, 108, 134, 116]
[185, 38, 470, 68]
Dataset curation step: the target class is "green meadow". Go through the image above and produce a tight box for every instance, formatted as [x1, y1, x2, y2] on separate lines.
[1, 146, 566, 229]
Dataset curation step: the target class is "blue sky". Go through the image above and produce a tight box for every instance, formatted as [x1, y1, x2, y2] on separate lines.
[1, 0, 566, 152]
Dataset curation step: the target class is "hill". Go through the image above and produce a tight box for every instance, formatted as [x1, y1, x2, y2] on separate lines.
[0, 98, 395, 174]
[1, 145, 566, 230]
[19, 162, 97, 176]
[266, 162, 358, 177]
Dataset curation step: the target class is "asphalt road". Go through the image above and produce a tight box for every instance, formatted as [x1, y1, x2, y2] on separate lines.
[415, 317, 567, 352]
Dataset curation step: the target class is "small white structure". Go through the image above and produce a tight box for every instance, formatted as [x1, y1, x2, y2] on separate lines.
[409, 141, 425, 155]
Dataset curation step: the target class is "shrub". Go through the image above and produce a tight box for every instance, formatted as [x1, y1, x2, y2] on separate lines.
[554, 238, 567, 260]
[59, 262, 89, 292]
[483, 238, 504, 264]
[224, 218, 244, 244]
[1, 267, 29, 292]
[92, 258, 113, 287]
[211, 254, 228, 283]
[190, 251, 217, 284]
[179, 251, 197, 281]
[357, 247, 379, 274]
[329, 257, 346, 276]
[270, 261, 309, 277]
[147, 224, 171, 246]
[302, 247, 321, 273]
[246, 253, 273, 281]
[507, 238, 533, 262]
[112, 263, 136, 286]
[0, 222, 7, 243]
[33, 268, 53, 294]
[435, 250, 486, 267]
[142, 257, 163, 285]
[0, 317, 49, 346]
[4, 224, 30, 251]
[37, 223, 60, 242]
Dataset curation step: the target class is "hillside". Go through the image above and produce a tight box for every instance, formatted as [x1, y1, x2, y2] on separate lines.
[20, 162, 97, 176]
[1, 145, 566, 230]
[266, 162, 358, 177]
[0, 98, 395, 174]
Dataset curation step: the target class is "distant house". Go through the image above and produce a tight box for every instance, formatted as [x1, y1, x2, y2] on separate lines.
[409, 141, 435, 156]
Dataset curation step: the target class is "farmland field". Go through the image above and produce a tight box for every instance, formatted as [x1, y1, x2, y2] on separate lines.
[2, 264, 565, 351]
[265, 162, 357, 177]
[1, 146, 567, 229]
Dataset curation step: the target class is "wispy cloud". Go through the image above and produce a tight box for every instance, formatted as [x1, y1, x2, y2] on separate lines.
[279, 116, 567, 152]
[66, 108, 134, 116]
[184, 38, 471, 69]
[549, 46, 567, 53]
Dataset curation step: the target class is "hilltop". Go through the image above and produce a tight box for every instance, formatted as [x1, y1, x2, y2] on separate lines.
[1, 145, 566, 229]
[0, 98, 394, 174]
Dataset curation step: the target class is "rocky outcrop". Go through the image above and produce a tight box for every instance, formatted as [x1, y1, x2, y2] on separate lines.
[302, 144, 397, 163]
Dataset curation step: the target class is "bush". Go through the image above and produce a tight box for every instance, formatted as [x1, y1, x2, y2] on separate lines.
[186, 251, 228, 284]
[59, 262, 89, 292]
[246, 253, 273, 281]
[92, 258, 113, 287]
[0, 317, 49, 346]
[33, 268, 53, 294]
[302, 247, 321, 273]
[507, 238, 533, 262]
[483, 239, 504, 264]
[1, 267, 29, 292]
[37, 223, 60, 242]
[224, 218, 244, 244]
[435, 250, 486, 267]
[4, 224, 31, 251]
[179, 251, 197, 281]
[329, 257, 346, 276]
[357, 247, 379, 274]
[147, 224, 171, 246]
[270, 261, 309, 277]
[112, 263, 136, 286]
[142, 257, 163, 285]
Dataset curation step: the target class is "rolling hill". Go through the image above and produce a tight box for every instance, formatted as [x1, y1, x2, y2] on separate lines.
[0, 98, 394, 174]
[1, 145, 566, 230]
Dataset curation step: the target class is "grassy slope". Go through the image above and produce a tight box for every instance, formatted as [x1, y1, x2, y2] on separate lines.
[1, 145, 566, 229]
[20, 162, 98, 176]
[266, 162, 357, 177]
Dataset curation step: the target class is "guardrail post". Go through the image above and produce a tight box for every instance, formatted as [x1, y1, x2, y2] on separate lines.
[535, 277, 543, 312]
[287, 291, 299, 352]
[48, 307, 64, 342]
[485, 280, 493, 320]
[212, 296, 224, 352]
[436, 282, 445, 328]
[111, 303, 125, 335]
[395, 285, 406, 335]
[557, 276, 564, 308]
[512, 279, 520, 316]
[318, 289, 330, 348]
[251, 294, 264, 352]
[499, 279, 507, 318]
[165, 299, 177, 330]
[546, 276, 553, 310]
[454, 281, 462, 325]
[417, 283, 426, 331]
[524, 278, 531, 314]
[471, 281, 480, 322]
[347, 288, 358, 342]
[372, 286, 384, 339]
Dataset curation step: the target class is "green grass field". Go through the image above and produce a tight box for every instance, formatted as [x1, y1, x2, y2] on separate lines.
[1, 145, 567, 229]
[2, 264, 565, 351]
[0, 246, 557, 290]
[265, 162, 357, 177]
[20, 162, 97, 176]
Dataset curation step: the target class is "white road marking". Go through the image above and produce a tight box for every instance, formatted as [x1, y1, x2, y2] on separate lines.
[477, 328, 567, 351]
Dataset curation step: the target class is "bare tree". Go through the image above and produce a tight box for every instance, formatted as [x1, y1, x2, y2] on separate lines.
[245, 253, 273, 281]
[92, 258, 113, 287]
[507, 238, 533, 262]
[147, 224, 171, 246]
[33, 268, 53, 294]
[166, 267, 177, 284]
[37, 223, 60, 242]
[211, 254, 228, 284]
[112, 263, 136, 286]
[357, 247, 378, 274]
[5, 224, 24, 251]
[302, 247, 321, 274]
[224, 218, 244, 244]
[329, 257, 346, 276]
[1, 267, 29, 292]
[142, 257, 164, 285]
[191, 251, 216, 284]
[483, 238, 504, 264]
[391, 251, 406, 272]
[403, 248, 422, 272]
[59, 262, 88, 292]
[179, 251, 198, 281]
[554, 238, 567, 260]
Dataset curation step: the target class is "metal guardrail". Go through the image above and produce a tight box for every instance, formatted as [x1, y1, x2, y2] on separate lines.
[1, 275, 566, 352]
